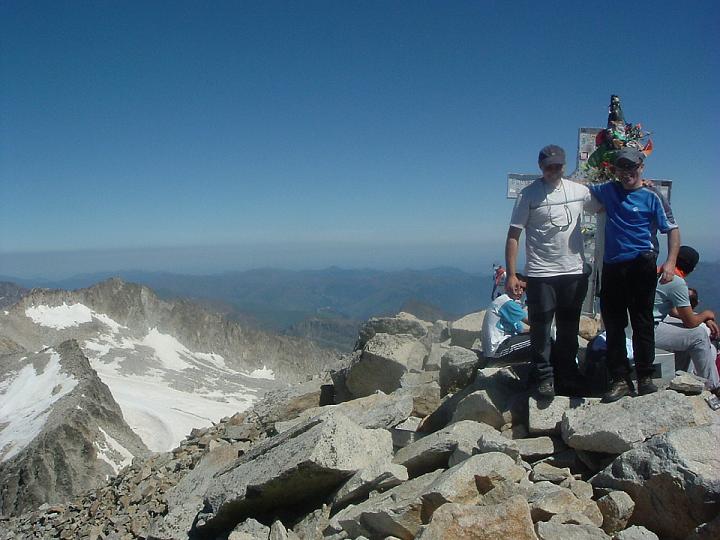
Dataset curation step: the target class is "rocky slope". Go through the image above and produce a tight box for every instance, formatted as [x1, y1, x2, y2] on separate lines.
[0, 278, 340, 455]
[0, 282, 28, 310]
[1, 310, 717, 539]
[0, 340, 149, 517]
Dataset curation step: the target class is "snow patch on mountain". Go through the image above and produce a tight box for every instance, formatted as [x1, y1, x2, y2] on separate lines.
[248, 366, 275, 379]
[81, 325, 269, 451]
[94, 427, 134, 475]
[0, 350, 77, 462]
[24, 303, 126, 332]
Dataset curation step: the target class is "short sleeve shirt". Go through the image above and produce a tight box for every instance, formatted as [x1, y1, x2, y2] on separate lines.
[510, 178, 592, 277]
[653, 275, 690, 322]
[589, 182, 678, 264]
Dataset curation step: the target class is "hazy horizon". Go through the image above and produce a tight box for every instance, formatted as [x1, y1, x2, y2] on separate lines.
[0, 240, 503, 280]
[3, 236, 720, 283]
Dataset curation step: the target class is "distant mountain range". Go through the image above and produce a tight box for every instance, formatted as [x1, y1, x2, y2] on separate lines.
[1, 267, 494, 351]
[3, 263, 717, 352]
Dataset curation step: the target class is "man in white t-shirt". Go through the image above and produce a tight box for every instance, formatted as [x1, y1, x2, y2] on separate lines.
[505, 144, 598, 398]
[482, 273, 531, 364]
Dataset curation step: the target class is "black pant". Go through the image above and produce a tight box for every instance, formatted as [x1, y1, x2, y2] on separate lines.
[600, 253, 657, 380]
[492, 333, 532, 365]
[526, 273, 588, 382]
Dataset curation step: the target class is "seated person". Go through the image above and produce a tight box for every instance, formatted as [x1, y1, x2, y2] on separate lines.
[653, 246, 720, 394]
[481, 273, 530, 364]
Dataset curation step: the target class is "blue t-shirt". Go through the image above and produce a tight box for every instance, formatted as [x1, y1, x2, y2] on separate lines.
[589, 182, 677, 264]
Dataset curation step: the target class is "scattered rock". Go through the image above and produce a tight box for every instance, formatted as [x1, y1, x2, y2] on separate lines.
[613, 525, 659, 540]
[416, 496, 538, 540]
[597, 491, 635, 535]
[530, 462, 572, 483]
[669, 371, 705, 394]
[536, 521, 610, 539]
[516, 436, 567, 461]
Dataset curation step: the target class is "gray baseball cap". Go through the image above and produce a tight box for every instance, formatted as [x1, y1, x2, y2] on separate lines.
[614, 147, 645, 168]
[538, 145, 565, 166]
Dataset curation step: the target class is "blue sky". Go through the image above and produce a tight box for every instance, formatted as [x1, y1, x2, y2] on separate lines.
[1, 1, 718, 278]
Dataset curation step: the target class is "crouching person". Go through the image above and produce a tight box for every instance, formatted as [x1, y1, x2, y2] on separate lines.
[482, 273, 531, 365]
[654, 245, 720, 395]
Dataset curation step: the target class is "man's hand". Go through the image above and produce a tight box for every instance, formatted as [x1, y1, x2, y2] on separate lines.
[659, 260, 676, 284]
[706, 319, 719, 340]
[505, 274, 522, 296]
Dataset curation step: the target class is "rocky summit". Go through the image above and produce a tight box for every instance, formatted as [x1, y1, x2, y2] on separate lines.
[0, 307, 718, 540]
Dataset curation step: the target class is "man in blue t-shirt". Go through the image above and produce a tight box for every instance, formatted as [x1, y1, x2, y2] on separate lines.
[589, 148, 680, 402]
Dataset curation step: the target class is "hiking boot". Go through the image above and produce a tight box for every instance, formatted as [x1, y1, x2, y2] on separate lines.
[602, 378, 633, 403]
[637, 376, 658, 396]
[537, 378, 555, 399]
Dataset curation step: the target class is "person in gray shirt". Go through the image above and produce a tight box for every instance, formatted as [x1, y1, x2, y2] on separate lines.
[653, 245, 719, 394]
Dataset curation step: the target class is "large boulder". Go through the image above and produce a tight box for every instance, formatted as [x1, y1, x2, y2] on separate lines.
[439, 346, 481, 396]
[328, 469, 443, 539]
[421, 367, 527, 434]
[397, 373, 443, 418]
[346, 333, 427, 398]
[591, 424, 720, 540]
[449, 311, 486, 349]
[562, 391, 711, 454]
[274, 391, 413, 433]
[355, 313, 430, 350]
[450, 387, 514, 429]
[195, 413, 393, 538]
[393, 420, 496, 477]
[449, 430, 521, 466]
[421, 453, 524, 516]
[331, 462, 409, 510]
[416, 496, 538, 540]
[252, 378, 328, 431]
[529, 395, 598, 436]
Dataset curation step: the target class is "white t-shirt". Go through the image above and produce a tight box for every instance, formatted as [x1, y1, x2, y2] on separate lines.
[510, 178, 597, 277]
